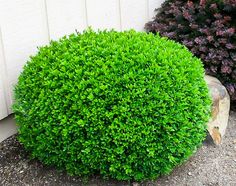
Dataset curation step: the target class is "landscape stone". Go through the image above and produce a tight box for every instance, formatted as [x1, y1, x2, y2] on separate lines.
[205, 75, 230, 145]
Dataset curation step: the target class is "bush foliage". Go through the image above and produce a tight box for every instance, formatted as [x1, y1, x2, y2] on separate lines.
[145, 0, 236, 101]
[13, 30, 211, 181]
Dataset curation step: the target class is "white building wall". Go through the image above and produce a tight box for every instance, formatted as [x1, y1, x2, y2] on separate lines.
[0, 0, 164, 119]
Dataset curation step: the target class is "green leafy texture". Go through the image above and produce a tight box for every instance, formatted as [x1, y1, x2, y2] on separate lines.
[13, 29, 211, 181]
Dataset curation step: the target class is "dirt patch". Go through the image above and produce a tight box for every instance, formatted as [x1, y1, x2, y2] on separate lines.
[0, 112, 236, 186]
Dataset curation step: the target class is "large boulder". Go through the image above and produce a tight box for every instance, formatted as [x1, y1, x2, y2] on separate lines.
[205, 75, 230, 145]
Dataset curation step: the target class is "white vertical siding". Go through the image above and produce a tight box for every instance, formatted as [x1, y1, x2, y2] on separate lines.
[120, 0, 148, 31]
[46, 0, 87, 40]
[0, 0, 49, 119]
[0, 28, 9, 118]
[0, 80, 8, 119]
[0, 0, 163, 119]
[86, 0, 121, 30]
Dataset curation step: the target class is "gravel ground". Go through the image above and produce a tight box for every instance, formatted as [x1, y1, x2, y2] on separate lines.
[0, 112, 236, 186]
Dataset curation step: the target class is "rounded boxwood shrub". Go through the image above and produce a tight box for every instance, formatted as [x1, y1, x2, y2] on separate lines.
[13, 29, 211, 181]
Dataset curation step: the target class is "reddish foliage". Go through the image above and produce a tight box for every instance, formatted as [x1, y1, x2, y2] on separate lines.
[145, 0, 236, 101]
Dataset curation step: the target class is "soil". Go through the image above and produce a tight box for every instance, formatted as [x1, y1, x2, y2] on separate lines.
[0, 112, 236, 186]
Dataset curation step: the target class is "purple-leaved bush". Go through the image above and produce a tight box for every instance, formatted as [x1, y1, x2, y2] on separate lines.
[145, 0, 236, 101]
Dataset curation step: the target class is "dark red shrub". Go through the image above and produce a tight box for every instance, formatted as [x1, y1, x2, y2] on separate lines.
[145, 0, 236, 101]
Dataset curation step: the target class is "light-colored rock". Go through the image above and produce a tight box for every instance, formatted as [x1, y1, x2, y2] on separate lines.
[205, 75, 230, 145]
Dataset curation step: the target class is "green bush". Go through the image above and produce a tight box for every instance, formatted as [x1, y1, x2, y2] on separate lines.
[13, 29, 211, 181]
